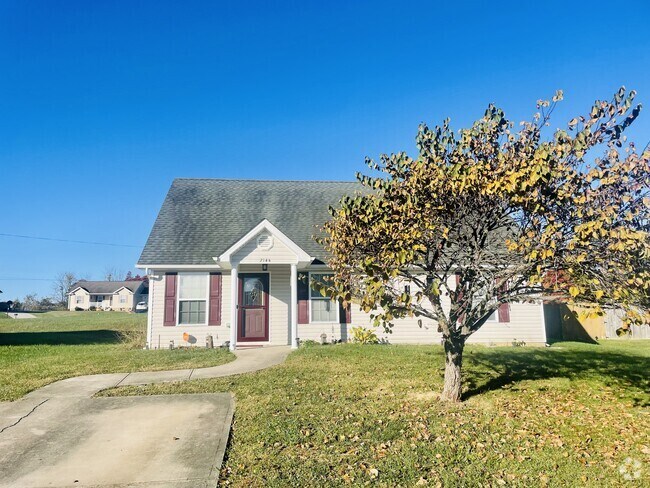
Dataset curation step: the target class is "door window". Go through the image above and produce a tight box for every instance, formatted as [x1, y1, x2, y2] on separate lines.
[243, 278, 264, 306]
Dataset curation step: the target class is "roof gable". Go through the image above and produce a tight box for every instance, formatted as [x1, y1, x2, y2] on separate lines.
[113, 286, 135, 294]
[219, 219, 312, 266]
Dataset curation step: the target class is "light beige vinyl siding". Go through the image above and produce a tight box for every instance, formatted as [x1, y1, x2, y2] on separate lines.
[113, 288, 134, 311]
[148, 272, 232, 349]
[268, 265, 290, 344]
[347, 302, 545, 345]
[232, 232, 297, 265]
[148, 266, 546, 347]
[298, 275, 450, 344]
[148, 265, 292, 348]
[68, 289, 90, 311]
[468, 301, 546, 344]
[300, 275, 546, 345]
[297, 322, 350, 343]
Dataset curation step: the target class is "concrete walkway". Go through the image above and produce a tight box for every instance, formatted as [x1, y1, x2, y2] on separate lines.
[0, 346, 290, 487]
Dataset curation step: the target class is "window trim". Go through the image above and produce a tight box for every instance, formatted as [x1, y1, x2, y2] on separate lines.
[75, 295, 83, 304]
[308, 272, 339, 324]
[474, 291, 498, 323]
[119, 295, 127, 304]
[176, 272, 210, 326]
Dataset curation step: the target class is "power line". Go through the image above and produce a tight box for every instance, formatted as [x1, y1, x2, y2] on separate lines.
[0, 278, 56, 281]
[0, 233, 141, 248]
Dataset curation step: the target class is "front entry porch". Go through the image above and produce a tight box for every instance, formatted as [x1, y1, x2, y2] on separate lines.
[215, 219, 313, 351]
[227, 263, 300, 351]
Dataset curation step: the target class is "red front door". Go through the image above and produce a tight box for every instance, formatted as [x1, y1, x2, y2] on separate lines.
[238, 273, 269, 341]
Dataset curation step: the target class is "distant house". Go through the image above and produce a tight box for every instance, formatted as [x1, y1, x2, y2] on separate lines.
[68, 280, 148, 312]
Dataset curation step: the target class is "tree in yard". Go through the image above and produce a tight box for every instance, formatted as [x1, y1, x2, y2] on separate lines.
[21, 294, 40, 311]
[52, 271, 77, 306]
[318, 88, 649, 402]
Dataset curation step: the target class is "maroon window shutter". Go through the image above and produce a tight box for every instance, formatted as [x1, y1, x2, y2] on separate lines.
[297, 273, 309, 324]
[497, 281, 510, 323]
[163, 273, 177, 326]
[498, 302, 510, 323]
[208, 273, 222, 325]
[339, 300, 351, 324]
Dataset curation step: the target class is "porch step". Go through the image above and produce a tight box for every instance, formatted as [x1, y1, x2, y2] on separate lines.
[236, 344, 266, 349]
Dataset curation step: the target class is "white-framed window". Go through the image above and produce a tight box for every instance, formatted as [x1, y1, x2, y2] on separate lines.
[309, 272, 339, 323]
[119, 295, 127, 304]
[474, 289, 498, 322]
[75, 295, 83, 304]
[177, 273, 208, 325]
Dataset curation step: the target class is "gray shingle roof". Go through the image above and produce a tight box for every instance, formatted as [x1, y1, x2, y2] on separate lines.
[138, 178, 363, 266]
[71, 281, 146, 294]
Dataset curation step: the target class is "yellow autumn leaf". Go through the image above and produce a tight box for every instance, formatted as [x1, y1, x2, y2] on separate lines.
[569, 286, 580, 297]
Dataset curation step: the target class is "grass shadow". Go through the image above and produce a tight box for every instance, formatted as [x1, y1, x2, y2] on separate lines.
[463, 345, 649, 406]
[0, 330, 124, 346]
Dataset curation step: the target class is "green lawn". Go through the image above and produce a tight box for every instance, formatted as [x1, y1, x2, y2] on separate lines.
[103, 340, 650, 487]
[0, 311, 234, 401]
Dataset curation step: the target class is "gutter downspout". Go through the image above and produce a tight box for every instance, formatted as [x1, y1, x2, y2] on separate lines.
[230, 265, 238, 351]
[146, 268, 154, 349]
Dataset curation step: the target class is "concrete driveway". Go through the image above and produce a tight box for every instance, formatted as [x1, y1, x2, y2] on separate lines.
[0, 394, 233, 487]
[0, 346, 290, 487]
[6, 312, 36, 319]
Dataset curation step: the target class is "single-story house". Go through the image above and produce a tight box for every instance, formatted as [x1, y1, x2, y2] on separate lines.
[137, 178, 546, 350]
[68, 280, 149, 312]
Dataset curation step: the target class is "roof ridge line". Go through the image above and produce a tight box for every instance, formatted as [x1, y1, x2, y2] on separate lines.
[173, 177, 359, 184]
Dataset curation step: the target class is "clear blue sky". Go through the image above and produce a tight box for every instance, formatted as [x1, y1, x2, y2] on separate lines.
[1, 0, 649, 300]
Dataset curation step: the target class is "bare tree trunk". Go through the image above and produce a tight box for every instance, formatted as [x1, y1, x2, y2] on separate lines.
[440, 335, 465, 402]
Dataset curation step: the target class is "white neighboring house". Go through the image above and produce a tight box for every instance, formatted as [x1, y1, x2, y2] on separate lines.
[68, 280, 149, 312]
[137, 179, 547, 350]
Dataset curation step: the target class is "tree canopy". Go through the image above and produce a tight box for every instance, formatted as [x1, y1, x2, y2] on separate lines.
[317, 88, 649, 401]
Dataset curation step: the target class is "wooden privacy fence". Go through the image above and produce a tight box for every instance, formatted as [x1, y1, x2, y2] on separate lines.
[604, 308, 650, 339]
[544, 302, 650, 342]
